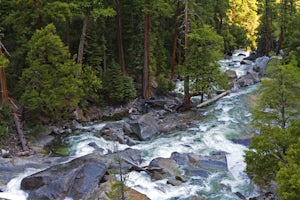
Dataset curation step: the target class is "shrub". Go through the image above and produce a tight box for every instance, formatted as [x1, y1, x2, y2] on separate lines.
[157, 75, 176, 96]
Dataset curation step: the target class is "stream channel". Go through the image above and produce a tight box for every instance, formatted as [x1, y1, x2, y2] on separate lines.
[0, 50, 260, 200]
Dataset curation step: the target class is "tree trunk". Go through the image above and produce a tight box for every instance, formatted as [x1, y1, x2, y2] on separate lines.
[183, 0, 190, 109]
[265, 0, 271, 56]
[277, 0, 288, 54]
[143, 0, 151, 99]
[13, 112, 28, 152]
[171, 1, 181, 80]
[0, 45, 8, 103]
[115, 0, 126, 74]
[66, 0, 71, 50]
[0, 44, 28, 152]
[77, 10, 90, 65]
[197, 90, 230, 108]
[213, 2, 222, 33]
[0, 68, 8, 104]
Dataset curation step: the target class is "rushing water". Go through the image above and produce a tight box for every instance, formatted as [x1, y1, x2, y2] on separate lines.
[0, 50, 259, 200]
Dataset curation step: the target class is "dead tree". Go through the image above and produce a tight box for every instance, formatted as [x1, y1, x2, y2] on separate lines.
[0, 34, 29, 152]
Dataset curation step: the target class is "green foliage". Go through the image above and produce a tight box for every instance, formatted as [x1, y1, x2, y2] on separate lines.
[221, 24, 249, 54]
[184, 26, 226, 99]
[0, 103, 12, 138]
[103, 62, 136, 104]
[108, 180, 127, 200]
[81, 65, 102, 103]
[20, 24, 83, 121]
[0, 55, 9, 68]
[276, 136, 300, 200]
[252, 58, 300, 129]
[228, 0, 258, 48]
[29, 124, 47, 136]
[245, 126, 289, 184]
[285, 13, 300, 66]
[245, 58, 300, 186]
[220, 29, 236, 54]
[156, 75, 176, 96]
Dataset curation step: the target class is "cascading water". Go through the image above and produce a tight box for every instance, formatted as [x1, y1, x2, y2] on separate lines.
[0, 50, 259, 200]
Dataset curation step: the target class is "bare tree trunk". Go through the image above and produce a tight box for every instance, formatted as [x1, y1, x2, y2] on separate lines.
[0, 42, 8, 103]
[277, 0, 288, 54]
[143, 0, 151, 99]
[0, 43, 28, 152]
[115, 0, 126, 74]
[66, 0, 71, 50]
[13, 112, 28, 151]
[77, 11, 89, 65]
[171, 1, 181, 80]
[183, 0, 190, 109]
[197, 90, 230, 108]
[0, 68, 8, 103]
[265, 0, 271, 56]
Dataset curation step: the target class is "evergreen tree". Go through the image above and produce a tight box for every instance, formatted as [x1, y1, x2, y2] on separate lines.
[228, 0, 258, 48]
[20, 24, 83, 121]
[256, 0, 278, 56]
[276, 129, 300, 200]
[102, 62, 136, 104]
[252, 58, 300, 129]
[285, 12, 300, 66]
[185, 26, 226, 103]
[245, 58, 300, 184]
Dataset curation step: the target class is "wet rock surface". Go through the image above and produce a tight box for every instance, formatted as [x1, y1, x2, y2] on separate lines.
[21, 153, 108, 200]
[147, 151, 228, 182]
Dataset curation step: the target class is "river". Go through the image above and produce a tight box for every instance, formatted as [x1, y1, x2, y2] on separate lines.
[0, 50, 259, 200]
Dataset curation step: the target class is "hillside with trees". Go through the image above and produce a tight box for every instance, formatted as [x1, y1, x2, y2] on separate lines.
[0, 0, 300, 199]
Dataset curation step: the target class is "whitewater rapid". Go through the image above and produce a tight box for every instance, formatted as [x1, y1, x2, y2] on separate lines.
[0, 50, 259, 200]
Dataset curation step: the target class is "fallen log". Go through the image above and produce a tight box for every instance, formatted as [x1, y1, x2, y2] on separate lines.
[13, 112, 28, 152]
[196, 90, 230, 108]
[122, 157, 163, 176]
[122, 157, 152, 175]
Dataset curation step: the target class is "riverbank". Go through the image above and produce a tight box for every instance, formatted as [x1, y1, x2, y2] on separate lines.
[1, 51, 276, 200]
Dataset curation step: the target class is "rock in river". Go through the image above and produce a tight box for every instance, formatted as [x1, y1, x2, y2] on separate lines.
[21, 153, 108, 200]
[129, 112, 159, 141]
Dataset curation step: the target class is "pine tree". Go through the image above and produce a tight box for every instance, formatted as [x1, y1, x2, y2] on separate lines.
[276, 124, 300, 200]
[103, 62, 136, 104]
[245, 58, 300, 184]
[185, 26, 226, 103]
[20, 24, 83, 121]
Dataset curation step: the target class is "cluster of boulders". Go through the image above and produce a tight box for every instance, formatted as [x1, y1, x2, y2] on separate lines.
[225, 52, 271, 89]
[1, 51, 277, 200]
[17, 148, 228, 200]
[19, 148, 142, 200]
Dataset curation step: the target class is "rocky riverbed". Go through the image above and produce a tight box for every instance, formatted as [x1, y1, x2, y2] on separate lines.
[0, 51, 278, 200]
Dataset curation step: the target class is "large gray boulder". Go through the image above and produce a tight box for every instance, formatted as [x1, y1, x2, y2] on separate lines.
[129, 113, 159, 141]
[170, 151, 228, 176]
[98, 121, 127, 144]
[21, 153, 108, 200]
[226, 70, 238, 80]
[0, 156, 67, 192]
[253, 56, 270, 77]
[148, 157, 180, 180]
[146, 151, 228, 182]
[236, 71, 260, 87]
[106, 148, 142, 172]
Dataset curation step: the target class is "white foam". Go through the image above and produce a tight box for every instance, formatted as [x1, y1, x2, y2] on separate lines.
[0, 168, 42, 200]
[68, 133, 129, 157]
[126, 172, 200, 200]
[81, 122, 106, 131]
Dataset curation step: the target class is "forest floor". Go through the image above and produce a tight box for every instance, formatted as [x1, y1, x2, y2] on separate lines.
[0, 130, 23, 157]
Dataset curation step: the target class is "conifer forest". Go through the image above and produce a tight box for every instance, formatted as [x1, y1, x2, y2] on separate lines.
[0, 1, 300, 200]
